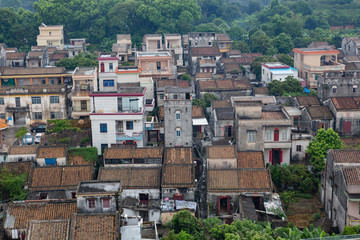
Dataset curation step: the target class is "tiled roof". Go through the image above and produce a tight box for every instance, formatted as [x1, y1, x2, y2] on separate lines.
[28, 51, 43, 59]
[0, 85, 65, 95]
[162, 164, 194, 188]
[192, 106, 204, 118]
[212, 100, 231, 109]
[98, 167, 161, 189]
[262, 111, 286, 120]
[215, 108, 234, 120]
[237, 151, 264, 168]
[159, 106, 164, 121]
[207, 169, 272, 192]
[224, 64, 241, 73]
[156, 79, 189, 88]
[296, 96, 320, 106]
[254, 87, 269, 95]
[103, 147, 163, 159]
[164, 147, 192, 164]
[0, 161, 32, 176]
[331, 97, 360, 110]
[29, 165, 93, 190]
[6, 52, 26, 60]
[37, 146, 67, 158]
[305, 106, 334, 120]
[191, 47, 220, 56]
[50, 53, 68, 61]
[9, 145, 37, 155]
[68, 154, 93, 165]
[342, 167, 360, 186]
[207, 145, 236, 159]
[26, 220, 70, 240]
[4, 200, 77, 230]
[199, 79, 251, 91]
[2, 67, 66, 76]
[227, 50, 242, 55]
[195, 72, 212, 79]
[330, 149, 360, 163]
[221, 58, 236, 64]
[71, 213, 118, 240]
[216, 33, 231, 41]
[341, 137, 360, 147]
[0, 119, 10, 129]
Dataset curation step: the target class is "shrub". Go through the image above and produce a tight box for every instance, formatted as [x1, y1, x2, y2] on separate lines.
[58, 137, 71, 143]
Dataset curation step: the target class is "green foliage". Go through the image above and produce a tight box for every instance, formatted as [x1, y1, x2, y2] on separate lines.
[307, 128, 343, 173]
[268, 76, 303, 96]
[56, 53, 98, 70]
[311, 212, 321, 221]
[80, 137, 90, 144]
[58, 137, 71, 143]
[47, 120, 81, 133]
[15, 126, 28, 139]
[181, 74, 191, 82]
[0, 168, 28, 201]
[69, 147, 98, 163]
[250, 55, 277, 80]
[276, 54, 294, 67]
[279, 191, 297, 211]
[170, 210, 205, 239]
[202, 217, 222, 232]
[343, 225, 360, 235]
[193, 93, 217, 110]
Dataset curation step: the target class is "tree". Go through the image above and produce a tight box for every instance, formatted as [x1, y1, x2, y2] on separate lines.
[15, 126, 28, 140]
[231, 41, 250, 53]
[250, 55, 277, 79]
[307, 128, 343, 173]
[276, 54, 294, 67]
[268, 76, 303, 96]
[0, 168, 28, 201]
[170, 210, 205, 238]
[56, 53, 98, 70]
[273, 33, 293, 54]
[250, 29, 273, 53]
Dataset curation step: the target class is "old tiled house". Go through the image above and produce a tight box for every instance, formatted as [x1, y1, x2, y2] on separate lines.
[36, 146, 67, 166]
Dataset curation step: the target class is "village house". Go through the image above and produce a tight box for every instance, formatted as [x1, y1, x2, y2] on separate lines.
[192, 105, 208, 140]
[210, 100, 234, 140]
[5, 52, 26, 67]
[293, 95, 321, 109]
[98, 53, 118, 92]
[65, 38, 86, 58]
[36, 24, 64, 49]
[301, 105, 334, 133]
[26, 49, 49, 68]
[162, 147, 195, 201]
[342, 36, 360, 56]
[188, 46, 221, 75]
[188, 32, 216, 48]
[261, 62, 299, 86]
[293, 46, 345, 89]
[219, 58, 244, 79]
[7, 145, 37, 162]
[36, 146, 67, 166]
[322, 150, 360, 232]
[71, 67, 97, 119]
[98, 167, 162, 222]
[112, 34, 132, 62]
[155, 79, 189, 107]
[207, 145, 237, 169]
[90, 86, 148, 153]
[26, 165, 93, 200]
[0, 43, 6, 66]
[136, 51, 173, 79]
[142, 34, 163, 52]
[195, 72, 212, 81]
[26, 219, 72, 240]
[216, 33, 233, 56]
[325, 97, 360, 136]
[164, 33, 183, 66]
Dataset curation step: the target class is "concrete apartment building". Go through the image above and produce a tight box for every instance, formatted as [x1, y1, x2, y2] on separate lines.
[36, 24, 64, 49]
[98, 53, 118, 92]
[136, 51, 172, 79]
[261, 62, 299, 85]
[164, 34, 183, 66]
[142, 34, 162, 52]
[71, 67, 97, 119]
[293, 46, 345, 89]
[112, 34, 132, 61]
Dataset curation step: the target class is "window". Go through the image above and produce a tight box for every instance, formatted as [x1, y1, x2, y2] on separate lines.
[281, 130, 287, 140]
[174, 94, 178, 100]
[102, 198, 111, 208]
[32, 61, 35, 66]
[176, 127, 181, 137]
[139, 194, 149, 205]
[208, 41, 212, 46]
[296, 145, 302, 152]
[332, 86, 337, 93]
[126, 121, 134, 130]
[49, 32, 51, 36]
[274, 128, 279, 141]
[175, 110, 181, 120]
[248, 131, 256, 142]
[159, 94, 164, 100]
[42, 78, 46, 84]
[100, 123, 107, 133]
[0, 97, 4, 105]
[109, 63, 113, 71]
[51, 112, 61, 119]
[50, 79, 54, 85]
[157, 61, 161, 70]
[116, 121, 123, 132]
[88, 199, 96, 209]
[50, 96, 59, 104]
[33, 112, 42, 120]
[353, 85, 357, 93]
[0, 113, 5, 119]
[19, 79, 23, 85]
[72, 192, 76, 199]
[39, 193, 48, 200]
[100, 62, 105, 72]
[103, 80, 114, 87]
[266, 130, 271, 141]
[31, 96, 41, 104]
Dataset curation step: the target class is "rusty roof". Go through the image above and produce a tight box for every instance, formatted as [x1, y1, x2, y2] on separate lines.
[1, 67, 66, 76]
[192, 105, 204, 118]
[164, 147, 192, 164]
[342, 167, 360, 186]
[162, 164, 194, 188]
[6, 52, 26, 60]
[296, 96, 321, 106]
[29, 165, 93, 190]
[26, 220, 70, 240]
[68, 154, 93, 166]
[191, 47, 220, 56]
[9, 145, 37, 155]
[331, 97, 360, 110]
[330, 149, 360, 163]
[37, 146, 67, 158]
[98, 167, 161, 189]
[71, 213, 118, 240]
[261, 111, 286, 120]
[207, 145, 236, 159]
[237, 151, 264, 168]
[103, 147, 163, 159]
[0, 161, 32, 176]
[50, 53, 68, 61]
[4, 200, 77, 230]
[212, 100, 231, 109]
[305, 106, 334, 120]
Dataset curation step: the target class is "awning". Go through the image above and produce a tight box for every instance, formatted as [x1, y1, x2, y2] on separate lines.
[192, 118, 208, 126]
[345, 191, 360, 202]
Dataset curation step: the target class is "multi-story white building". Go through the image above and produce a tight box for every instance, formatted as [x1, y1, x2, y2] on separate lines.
[261, 62, 299, 85]
[98, 53, 118, 92]
[90, 87, 148, 154]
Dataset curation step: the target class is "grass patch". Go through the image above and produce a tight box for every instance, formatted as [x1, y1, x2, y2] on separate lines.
[80, 137, 90, 144]
[58, 137, 71, 143]
[69, 147, 98, 163]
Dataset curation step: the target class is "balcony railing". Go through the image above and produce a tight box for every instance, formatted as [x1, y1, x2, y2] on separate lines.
[116, 132, 143, 141]
[303, 63, 345, 72]
[72, 106, 91, 112]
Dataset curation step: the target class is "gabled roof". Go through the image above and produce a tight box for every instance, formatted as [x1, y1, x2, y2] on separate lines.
[296, 96, 321, 106]
[70, 213, 119, 240]
[216, 33, 231, 41]
[162, 164, 194, 188]
[191, 47, 220, 56]
[192, 105, 204, 118]
[6, 52, 26, 60]
[28, 51, 43, 59]
[195, 72, 212, 79]
[331, 97, 360, 110]
[342, 167, 360, 186]
[330, 149, 360, 164]
[98, 167, 161, 189]
[103, 147, 163, 160]
[207, 145, 236, 159]
[215, 108, 234, 120]
[305, 106, 334, 120]
[261, 111, 287, 120]
[26, 220, 70, 240]
[9, 145, 37, 155]
[37, 146, 67, 158]
[199, 79, 251, 91]
[29, 165, 93, 190]
[0, 161, 32, 176]
[212, 100, 231, 109]
[156, 79, 189, 88]
[237, 151, 264, 168]
[164, 147, 192, 164]
[4, 200, 77, 230]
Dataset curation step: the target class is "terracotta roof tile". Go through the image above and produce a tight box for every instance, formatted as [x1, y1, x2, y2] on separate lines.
[29, 165, 93, 190]
[103, 147, 163, 160]
[239, 169, 272, 190]
[198, 80, 216, 90]
[216, 79, 233, 89]
[68, 154, 93, 165]
[237, 151, 264, 168]
[192, 106, 204, 118]
[221, 58, 236, 64]
[28, 51, 43, 59]
[0, 161, 32, 176]
[156, 79, 189, 88]
[2, 67, 66, 76]
[212, 100, 231, 109]
[224, 64, 241, 73]
[26, 220, 70, 240]
[6, 52, 26, 60]
[162, 164, 194, 188]
[331, 149, 360, 163]
[233, 79, 251, 89]
[254, 87, 269, 95]
[191, 47, 220, 56]
[207, 145, 236, 159]
[37, 146, 67, 159]
[207, 169, 239, 191]
[199, 79, 251, 91]
[296, 96, 320, 106]
[9, 146, 37, 155]
[342, 167, 360, 186]
[216, 33, 231, 41]
[195, 72, 212, 79]
[98, 167, 161, 189]
[164, 147, 192, 164]
[331, 97, 360, 110]
[50, 53, 68, 61]
[71, 213, 118, 240]
[341, 137, 360, 146]
[159, 106, 164, 121]
[305, 106, 334, 120]
[4, 201, 77, 230]
[262, 111, 286, 120]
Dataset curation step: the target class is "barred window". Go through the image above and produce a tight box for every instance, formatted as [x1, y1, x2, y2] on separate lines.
[50, 96, 60, 104]
[31, 97, 41, 104]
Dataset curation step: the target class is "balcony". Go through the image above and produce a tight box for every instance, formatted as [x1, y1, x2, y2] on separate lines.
[264, 141, 291, 149]
[116, 132, 143, 141]
[303, 63, 345, 72]
[6, 104, 29, 112]
[145, 116, 154, 130]
[145, 99, 154, 112]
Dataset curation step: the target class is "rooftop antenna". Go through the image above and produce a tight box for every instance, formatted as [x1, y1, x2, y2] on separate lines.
[41, 23, 47, 27]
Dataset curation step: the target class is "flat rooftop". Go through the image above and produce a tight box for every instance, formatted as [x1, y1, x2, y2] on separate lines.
[137, 52, 170, 57]
[73, 67, 96, 76]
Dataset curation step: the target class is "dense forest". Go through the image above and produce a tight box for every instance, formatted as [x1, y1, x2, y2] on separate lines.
[1, 0, 360, 52]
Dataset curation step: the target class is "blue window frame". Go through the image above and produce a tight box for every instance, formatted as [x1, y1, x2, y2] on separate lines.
[45, 158, 57, 165]
[103, 80, 114, 87]
[100, 123, 107, 133]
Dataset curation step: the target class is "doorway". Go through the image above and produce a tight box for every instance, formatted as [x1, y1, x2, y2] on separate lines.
[15, 97, 20, 107]
[272, 149, 282, 165]
[81, 100, 87, 111]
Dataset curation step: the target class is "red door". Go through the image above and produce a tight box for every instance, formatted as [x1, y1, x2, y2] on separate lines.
[343, 121, 351, 133]
[269, 150, 272, 164]
[100, 62, 105, 72]
[274, 128, 279, 141]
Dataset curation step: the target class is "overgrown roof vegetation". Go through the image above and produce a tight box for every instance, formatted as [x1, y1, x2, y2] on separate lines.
[68, 147, 98, 163]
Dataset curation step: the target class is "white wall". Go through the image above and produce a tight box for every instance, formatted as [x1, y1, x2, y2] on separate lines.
[36, 157, 66, 166]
